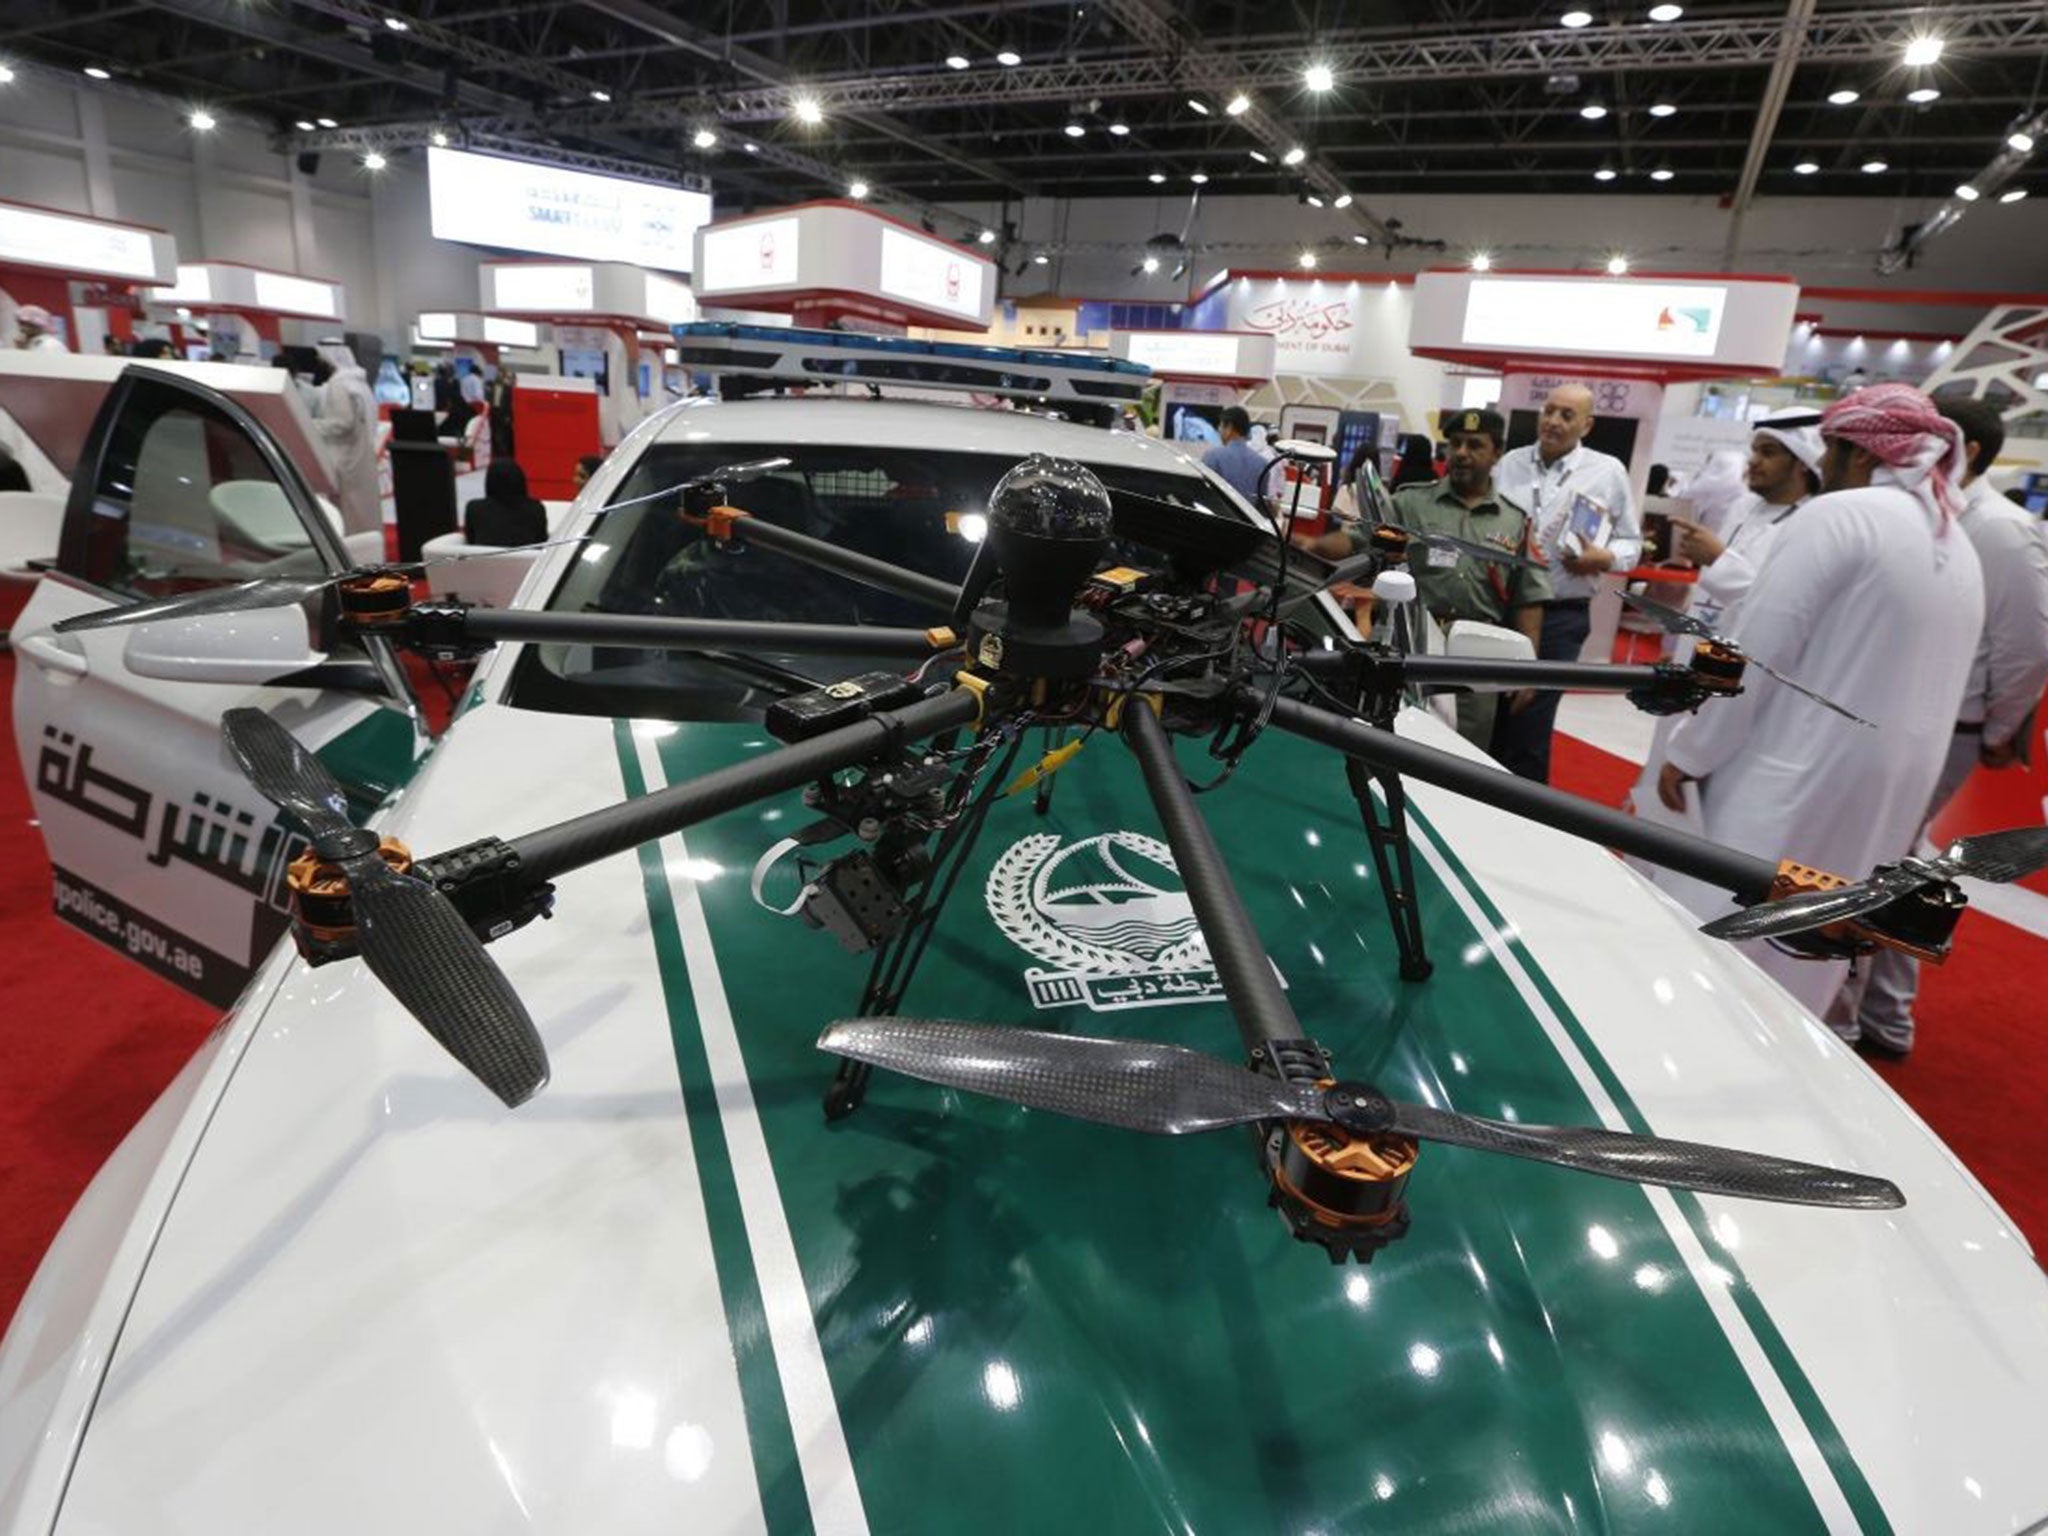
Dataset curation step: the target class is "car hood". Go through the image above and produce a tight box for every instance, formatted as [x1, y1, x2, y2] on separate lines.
[50, 699, 2048, 1535]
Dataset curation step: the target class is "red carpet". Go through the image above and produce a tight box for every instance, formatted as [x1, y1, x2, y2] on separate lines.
[3, 643, 2045, 1335]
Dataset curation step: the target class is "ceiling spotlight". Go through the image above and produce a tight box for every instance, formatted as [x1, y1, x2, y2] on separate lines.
[1033, 252, 1050, 264]
[1064, 122, 1085, 138]
[848, 179, 869, 199]
[1560, 10, 1593, 27]
[1827, 88, 1860, 106]
[945, 54, 970, 70]
[794, 95, 823, 124]
[1304, 63, 1335, 93]
[978, 228, 996, 244]
[1648, 102, 1676, 118]
[1187, 97, 1210, 115]
[1861, 159, 1888, 173]
[316, 116, 338, 128]
[1471, 252, 1493, 271]
[1248, 149, 1269, 163]
[1108, 121, 1129, 136]
[1955, 182, 1981, 201]
[1649, 166, 1674, 181]
[84, 66, 112, 80]
[2009, 131, 2037, 153]
[1282, 145, 1306, 165]
[692, 128, 717, 149]
[296, 119, 317, 132]
[1903, 35, 1943, 68]
[1606, 254, 1629, 275]
[362, 151, 387, 170]
[744, 141, 758, 153]
[1580, 102, 1609, 120]
[1305, 193, 1324, 207]
[1648, 2, 1683, 18]
[1351, 234, 1370, 245]
[1298, 250, 1318, 269]
[1190, 171, 1209, 184]
[995, 49, 1022, 66]
[1333, 192, 1353, 208]
[1594, 165, 1617, 181]
[0, 65, 13, 85]
[1142, 255, 1161, 274]
[384, 15, 409, 30]
[2001, 188, 2029, 203]
[1906, 87, 1940, 104]
[589, 89, 611, 103]
[188, 108, 216, 131]
[1793, 160, 1819, 174]
[1225, 92, 1250, 116]
[1147, 171, 1166, 183]
[430, 128, 449, 147]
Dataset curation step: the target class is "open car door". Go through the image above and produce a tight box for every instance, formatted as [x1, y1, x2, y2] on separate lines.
[10, 366, 425, 1006]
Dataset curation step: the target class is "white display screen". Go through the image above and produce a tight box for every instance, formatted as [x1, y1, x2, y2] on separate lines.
[492, 264, 596, 312]
[1461, 278, 1728, 359]
[699, 218, 800, 292]
[155, 265, 214, 304]
[427, 147, 709, 272]
[0, 205, 164, 281]
[252, 270, 340, 318]
[482, 316, 540, 347]
[878, 226, 984, 321]
[1121, 332, 1244, 376]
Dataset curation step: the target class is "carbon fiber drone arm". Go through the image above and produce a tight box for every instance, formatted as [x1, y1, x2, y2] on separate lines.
[408, 603, 956, 660]
[505, 686, 984, 885]
[691, 511, 963, 615]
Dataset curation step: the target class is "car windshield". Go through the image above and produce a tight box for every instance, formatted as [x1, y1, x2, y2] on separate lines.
[504, 438, 1312, 722]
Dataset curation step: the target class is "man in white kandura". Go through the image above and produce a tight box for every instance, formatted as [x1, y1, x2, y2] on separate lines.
[1656, 384, 1985, 1018]
[1671, 406, 1825, 632]
[312, 339, 382, 539]
[1824, 395, 2048, 1057]
[1491, 383, 1640, 782]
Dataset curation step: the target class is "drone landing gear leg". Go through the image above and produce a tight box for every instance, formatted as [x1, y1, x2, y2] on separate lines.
[824, 735, 1026, 1122]
[1345, 759, 1433, 981]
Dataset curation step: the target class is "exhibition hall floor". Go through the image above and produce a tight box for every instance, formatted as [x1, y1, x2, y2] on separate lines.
[3, 655, 2044, 1331]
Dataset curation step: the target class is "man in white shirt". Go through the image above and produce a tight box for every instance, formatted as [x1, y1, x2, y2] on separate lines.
[1490, 384, 1641, 780]
[1827, 395, 2048, 1056]
[12, 305, 68, 353]
[1672, 406, 1825, 633]
[1655, 384, 1984, 1018]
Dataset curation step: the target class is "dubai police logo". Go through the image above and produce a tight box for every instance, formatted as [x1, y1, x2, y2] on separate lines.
[987, 830, 1275, 1012]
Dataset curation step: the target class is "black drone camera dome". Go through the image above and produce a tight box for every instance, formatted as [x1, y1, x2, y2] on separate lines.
[960, 454, 1115, 677]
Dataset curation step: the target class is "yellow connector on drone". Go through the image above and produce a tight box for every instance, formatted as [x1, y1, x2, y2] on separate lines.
[1005, 738, 1086, 797]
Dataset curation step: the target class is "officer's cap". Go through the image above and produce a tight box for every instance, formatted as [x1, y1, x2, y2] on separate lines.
[1443, 407, 1506, 447]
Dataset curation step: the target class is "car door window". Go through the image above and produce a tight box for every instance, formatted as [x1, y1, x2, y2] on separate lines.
[59, 373, 335, 601]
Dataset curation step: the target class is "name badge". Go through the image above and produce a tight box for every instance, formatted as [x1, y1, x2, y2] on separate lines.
[1426, 544, 1461, 569]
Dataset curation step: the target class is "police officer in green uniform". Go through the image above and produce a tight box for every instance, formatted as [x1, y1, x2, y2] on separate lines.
[1304, 408, 1550, 748]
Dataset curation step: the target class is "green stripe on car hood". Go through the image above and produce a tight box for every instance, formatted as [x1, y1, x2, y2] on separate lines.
[621, 716, 1858, 1534]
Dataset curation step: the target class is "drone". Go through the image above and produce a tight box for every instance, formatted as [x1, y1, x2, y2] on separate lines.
[54, 448, 2048, 1264]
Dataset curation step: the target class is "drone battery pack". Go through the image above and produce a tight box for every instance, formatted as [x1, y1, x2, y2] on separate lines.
[765, 672, 925, 743]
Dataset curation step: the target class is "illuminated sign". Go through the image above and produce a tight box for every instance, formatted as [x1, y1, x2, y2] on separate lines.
[1460, 278, 1729, 360]
[700, 218, 799, 292]
[1117, 331, 1252, 377]
[481, 316, 540, 347]
[0, 203, 172, 283]
[251, 270, 341, 319]
[155, 265, 214, 304]
[878, 226, 983, 323]
[491, 264, 596, 312]
[418, 311, 458, 340]
[426, 147, 709, 272]
[642, 271, 697, 325]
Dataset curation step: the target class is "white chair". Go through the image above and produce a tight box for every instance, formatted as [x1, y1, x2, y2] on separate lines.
[0, 491, 66, 572]
[420, 531, 537, 609]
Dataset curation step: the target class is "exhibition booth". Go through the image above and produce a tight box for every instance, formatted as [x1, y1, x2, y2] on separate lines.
[0, 197, 179, 355]
[144, 261, 348, 360]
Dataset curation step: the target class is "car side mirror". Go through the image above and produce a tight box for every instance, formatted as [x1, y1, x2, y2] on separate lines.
[122, 603, 330, 684]
[1445, 619, 1536, 665]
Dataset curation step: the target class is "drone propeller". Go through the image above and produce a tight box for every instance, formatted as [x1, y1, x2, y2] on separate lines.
[1391, 523, 1549, 574]
[1620, 591, 1871, 727]
[1703, 825, 2048, 942]
[221, 708, 549, 1107]
[818, 1018, 1903, 1209]
[51, 537, 589, 637]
